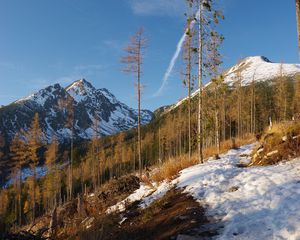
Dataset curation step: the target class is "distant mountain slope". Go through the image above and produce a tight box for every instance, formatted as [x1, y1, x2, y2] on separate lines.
[224, 56, 300, 85]
[0, 79, 153, 143]
[166, 56, 300, 113]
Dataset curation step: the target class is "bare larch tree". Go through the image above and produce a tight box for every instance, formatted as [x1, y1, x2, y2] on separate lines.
[121, 27, 147, 176]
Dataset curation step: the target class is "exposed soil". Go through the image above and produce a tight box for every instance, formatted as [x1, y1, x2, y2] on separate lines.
[56, 175, 140, 239]
[0, 231, 46, 240]
[79, 189, 217, 240]
[8, 176, 216, 240]
[8, 175, 140, 240]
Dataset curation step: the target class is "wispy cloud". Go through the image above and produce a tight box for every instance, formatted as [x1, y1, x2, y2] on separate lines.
[128, 0, 186, 17]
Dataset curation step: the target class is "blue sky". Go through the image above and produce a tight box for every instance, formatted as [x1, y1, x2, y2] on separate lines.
[0, 0, 298, 111]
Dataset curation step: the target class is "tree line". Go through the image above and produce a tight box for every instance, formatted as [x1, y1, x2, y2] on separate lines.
[1, 0, 300, 232]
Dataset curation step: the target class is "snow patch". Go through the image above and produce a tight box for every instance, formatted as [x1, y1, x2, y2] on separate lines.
[106, 183, 155, 214]
[174, 144, 300, 239]
[139, 181, 172, 209]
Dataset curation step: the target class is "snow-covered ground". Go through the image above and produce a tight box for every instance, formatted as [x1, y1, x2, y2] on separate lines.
[108, 143, 300, 239]
[177, 144, 300, 239]
[106, 183, 155, 214]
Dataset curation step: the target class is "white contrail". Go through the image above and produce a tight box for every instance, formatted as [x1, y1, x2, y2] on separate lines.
[154, 13, 198, 97]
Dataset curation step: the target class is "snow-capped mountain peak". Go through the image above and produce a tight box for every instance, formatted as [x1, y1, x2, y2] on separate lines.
[224, 55, 300, 85]
[0, 79, 153, 143]
[14, 83, 65, 107]
[66, 79, 96, 103]
[164, 56, 300, 115]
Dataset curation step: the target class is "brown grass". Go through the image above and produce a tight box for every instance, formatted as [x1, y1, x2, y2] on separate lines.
[204, 134, 255, 158]
[251, 121, 300, 166]
[151, 155, 198, 182]
[151, 135, 255, 182]
[78, 189, 212, 240]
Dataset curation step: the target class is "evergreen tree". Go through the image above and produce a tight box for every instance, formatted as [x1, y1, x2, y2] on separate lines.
[27, 113, 43, 222]
[10, 133, 28, 226]
[294, 75, 300, 118]
[44, 137, 60, 210]
[0, 134, 5, 186]
[59, 95, 74, 200]
[275, 64, 288, 121]
[182, 15, 195, 161]
[187, 0, 224, 163]
[207, 31, 224, 155]
[235, 69, 243, 138]
[250, 69, 257, 133]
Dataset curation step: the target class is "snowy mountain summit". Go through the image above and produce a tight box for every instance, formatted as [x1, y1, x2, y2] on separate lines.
[224, 56, 300, 86]
[0, 79, 153, 142]
[167, 56, 300, 113]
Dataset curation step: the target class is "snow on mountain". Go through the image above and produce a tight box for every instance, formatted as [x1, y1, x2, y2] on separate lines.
[0, 79, 153, 143]
[108, 144, 300, 239]
[65, 79, 153, 139]
[165, 56, 300, 114]
[66, 79, 96, 103]
[224, 56, 300, 86]
[15, 83, 63, 107]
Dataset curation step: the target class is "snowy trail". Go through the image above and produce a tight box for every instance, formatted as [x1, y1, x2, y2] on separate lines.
[107, 144, 300, 239]
[175, 144, 300, 239]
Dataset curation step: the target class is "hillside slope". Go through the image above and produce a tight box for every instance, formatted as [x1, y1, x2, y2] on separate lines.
[169, 56, 300, 112]
[224, 56, 300, 85]
[105, 143, 300, 239]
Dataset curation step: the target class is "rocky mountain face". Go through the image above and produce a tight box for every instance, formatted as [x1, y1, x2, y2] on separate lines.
[0, 79, 153, 143]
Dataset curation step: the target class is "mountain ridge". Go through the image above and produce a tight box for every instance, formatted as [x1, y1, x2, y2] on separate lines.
[224, 56, 300, 85]
[166, 56, 300, 114]
[0, 79, 153, 143]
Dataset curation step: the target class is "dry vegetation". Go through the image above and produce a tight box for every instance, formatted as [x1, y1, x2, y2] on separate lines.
[78, 189, 215, 240]
[250, 121, 300, 166]
[8, 175, 141, 240]
[151, 134, 255, 182]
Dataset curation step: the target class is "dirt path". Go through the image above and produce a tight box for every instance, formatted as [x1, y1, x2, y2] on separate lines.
[79, 189, 217, 240]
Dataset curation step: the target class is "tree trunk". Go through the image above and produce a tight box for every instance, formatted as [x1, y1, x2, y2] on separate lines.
[70, 130, 73, 200]
[49, 205, 57, 239]
[158, 126, 162, 164]
[32, 167, 36, 223]
[296, 0, 300, 57]
[198, 0, 204, 163]
[188, 41, 192, 162]
[18, 171, 22, 226]
[138, 43, 142, 176]
[215, 88, 220, 155]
